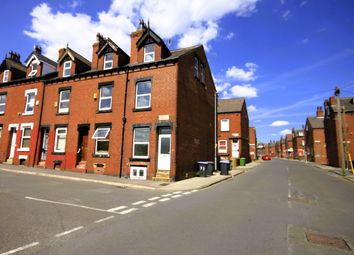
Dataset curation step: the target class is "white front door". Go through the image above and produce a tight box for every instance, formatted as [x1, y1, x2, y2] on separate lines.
[158, 133, 171, 170]
[9, 129, 17, 158]
[232, 140, 239, 158]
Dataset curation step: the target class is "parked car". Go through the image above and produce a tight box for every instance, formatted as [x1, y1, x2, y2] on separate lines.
[262, 155, 271, 160]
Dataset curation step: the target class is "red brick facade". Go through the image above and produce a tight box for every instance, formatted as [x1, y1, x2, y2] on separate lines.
[0, 21, 216, 181]
[249, 127, 257, 160]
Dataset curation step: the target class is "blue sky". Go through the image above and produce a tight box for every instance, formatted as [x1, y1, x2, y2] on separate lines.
[1, 0, 354, 143]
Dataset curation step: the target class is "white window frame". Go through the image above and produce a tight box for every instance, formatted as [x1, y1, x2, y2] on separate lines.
[58, 89, 70, 113]
[144, 44, 155, 63]
[20, 127, 31, 150]
[92, 127, 110, 156]
[3, 70, 9, 82]
[63, 61, 72, 77]
[135, 80, 151, 109]
[220, 119, 230, 131]
[104, 53, 113, 70]
[23, 89, 38, 115]
[130, 166, 147, 180]
[218, 140, 228, 153]
[194, 57, 199, 78]
[28, 62, 39, 77]
[133, 128, 150, 159]
[17, 123, 34, 152]
[0, 93, 6, 114]
[54, 127, 67, 153]
[99, 85, 113, 111]
[200, 63, 205, 83]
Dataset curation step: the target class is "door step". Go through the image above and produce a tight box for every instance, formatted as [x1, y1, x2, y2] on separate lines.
[152, 170, 172, 182]
[37, 161, 46, 168]
[3, 159, 13, 164]
[76, 161, 87, 170]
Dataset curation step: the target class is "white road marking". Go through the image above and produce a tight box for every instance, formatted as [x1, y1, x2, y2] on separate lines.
[287, 168, 292, 208]
[159, 198, 171, 202]
[132, 200, 146, 205]
[119, 208, 138, 215]
[94, 216, 115, 223]
[55, 226, 83, 237]
[161, 193, 172, 197]
[191, 190, 199, 192]
[107, 206, 127, 212]
[148, 196, 160, 201]
[25, 196, 108, 213]
[182, 192, 191, 195]
[0, 242, 39, 255]
[172, 194, 182, 198]
[142, 202, 156, 207]
[173, 191, 182, 194]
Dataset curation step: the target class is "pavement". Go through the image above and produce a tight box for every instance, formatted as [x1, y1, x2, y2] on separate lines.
[0, 161, 261, 191]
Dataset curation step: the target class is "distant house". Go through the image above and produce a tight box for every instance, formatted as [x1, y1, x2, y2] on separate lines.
[249, 127, 257, 160]
[217, 98, 250, 167]
[292, 128, 305, 160]
[285, 134, 293, 159]
[280, 136, 287, 158]
[324, 96, 354, 168]
[304, 107, 328, 164]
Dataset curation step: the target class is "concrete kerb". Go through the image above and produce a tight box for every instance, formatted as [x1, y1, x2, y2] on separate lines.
[0, 161, 259, 191]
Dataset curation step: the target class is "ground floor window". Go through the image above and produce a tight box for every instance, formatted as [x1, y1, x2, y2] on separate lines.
[92, 127, 110, 156]
[133, 127, 150, 158]
[218, 140, 227, 153]
[20, 127, 31, 149]
[130, 166, 147, 180]
[54, 127, 67, 153]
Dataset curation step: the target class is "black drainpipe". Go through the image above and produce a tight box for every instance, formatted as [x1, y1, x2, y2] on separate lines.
[119, 67, 129, 178]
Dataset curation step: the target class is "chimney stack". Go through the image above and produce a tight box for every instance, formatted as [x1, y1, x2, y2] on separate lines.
[316, 106, 324, 118]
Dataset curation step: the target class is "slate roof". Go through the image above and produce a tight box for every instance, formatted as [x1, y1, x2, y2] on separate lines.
[307, 117, 324, 129]
[25, 51, 57, 67]
[217, 98, 245, 113]
[58, 47, 91, 67]
[0, 59, 26, 72]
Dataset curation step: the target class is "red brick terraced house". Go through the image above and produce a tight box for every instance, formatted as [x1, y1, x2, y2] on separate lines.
[280, 136, 287, 158]
[292, 128, 305, 160]
[217, 98, 250, 167]
[324, 96, 354, 168]
[285, 134, 293, 159]
[304, 107, 328, 164]
[0, 21, 216, 181]
[249, 127, 257, 160]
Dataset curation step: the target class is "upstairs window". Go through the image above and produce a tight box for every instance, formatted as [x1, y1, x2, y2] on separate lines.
[99, 85, 113, 111]
[24, 89, 37, 115]
[104, 53, 113, 70]
[92, 127, 110, 155]
[135, 80, 151, 109]
[63, 61, 72, 77]
[0, 94, 6, 114]
[144, 44, 155, 63]
[29, 62, 38, 77]
[220, 119, 229, 131]
[200, 63, 205, 83]
[133, 127, 150, 158]
[194, 57, 199, 78]
[3, 70, 9, 83]
[58, 89, 70, 113]
[54, 127, 67, 153]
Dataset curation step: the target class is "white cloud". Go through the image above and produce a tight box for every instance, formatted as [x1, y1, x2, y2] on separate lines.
[301, 38, 309, 44]
[225, 32, 235, 40]
[280, 129, 291, 136]
[300, 1, 308, 7]
[270, 120, 289, 126]
[282, 10, 290, 20]
[247, 104, 257, 112]
[24, 0, 260, 60]
[215, 82, 231, 92]
[230, 84, 258, 98]
[226, 62, 258, 81]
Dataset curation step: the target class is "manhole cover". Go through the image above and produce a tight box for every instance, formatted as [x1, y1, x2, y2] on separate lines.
[306, 232, 351, 251]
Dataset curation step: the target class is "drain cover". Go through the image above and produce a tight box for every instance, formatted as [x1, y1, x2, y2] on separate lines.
[306, 232, 351, 251]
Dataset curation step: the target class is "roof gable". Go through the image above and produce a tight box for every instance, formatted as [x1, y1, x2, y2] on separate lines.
[218, 98, 245, 113]
[136, 26, 163, 49]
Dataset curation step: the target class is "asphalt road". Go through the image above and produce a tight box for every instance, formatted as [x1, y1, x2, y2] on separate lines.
[1, 159, 354, 255]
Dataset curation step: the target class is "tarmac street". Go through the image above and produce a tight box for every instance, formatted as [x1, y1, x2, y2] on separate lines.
[0, 159, 354, 254]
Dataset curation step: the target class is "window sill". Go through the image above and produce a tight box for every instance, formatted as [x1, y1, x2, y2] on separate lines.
[133, 107, 151, 112]
[56, 112, 69, 116]
[17, 148, 30, 152]
[92, 154, 110, 158]
[129, 157, 150, 162]
[52, 152, 65, 155]
[97, 109, 112, 114]
[22, 112, 34, 116]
